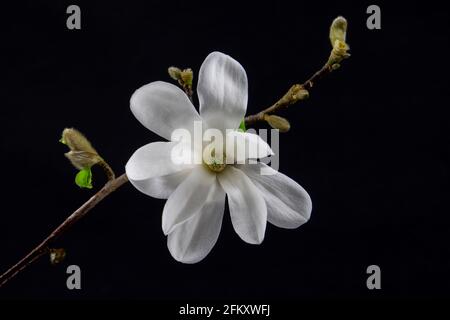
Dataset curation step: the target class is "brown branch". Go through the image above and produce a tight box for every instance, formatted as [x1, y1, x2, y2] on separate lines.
[0, 173, 129, 288]
[98, 159, 116, 181]
[181, 82, 194, 104]
[244, 59, 339, 126]
[2, 32, 348, 288]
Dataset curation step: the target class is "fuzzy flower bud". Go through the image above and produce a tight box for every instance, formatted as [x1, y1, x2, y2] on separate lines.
[61, 128, 100, 170]
[328, 39, 350, 66]
[329, 16, 347, 47]
[61, 128, 97, 154]
[264, 115, 291, 132]
[49, 248, 66, 265]
[180, 68, 194, 87]
[168, 66, 182, 81]
[328, 16, 350, 66]
[65, 150, 101, 170]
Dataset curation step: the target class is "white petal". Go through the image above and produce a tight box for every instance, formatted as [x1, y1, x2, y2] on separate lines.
[239, 162, 312, 229]
[167, 181, 225, 264]
[130, 81, 201, 141]
[198, 52, 248, 131]
[126, 141, 190, 180]
[218, 166, 267, 244]
[126, 142, 193, 198]
[162, 166, 217, 235]
[226, 130, 273, 163]
[129, 170, 191, 199]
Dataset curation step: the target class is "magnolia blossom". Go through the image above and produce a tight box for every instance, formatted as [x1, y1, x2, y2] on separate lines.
[126, 52, 312, 263]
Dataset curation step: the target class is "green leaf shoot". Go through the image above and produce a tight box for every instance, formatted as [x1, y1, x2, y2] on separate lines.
[75, 167, 93, 189]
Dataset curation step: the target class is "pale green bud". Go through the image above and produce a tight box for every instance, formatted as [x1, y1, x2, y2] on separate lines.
[331, 63, 341, 70]
[65, 150, 101, 170]
[328, 39, 350, 66]
[180, 68, 194, 87]
[61, 128, 101, 170]
[328, 16, 350, 67]
[265, 115, 291, 132]
[60, 127, 114, 187]
[49, 248, 66, 265]
[292, 87, 309, 101]
[264, 114, 291, 132]
[280, 84, 309, 106]
[330, 16, 347, 47]
[168, 66, 182, 80]
[61, 128, 97, 154]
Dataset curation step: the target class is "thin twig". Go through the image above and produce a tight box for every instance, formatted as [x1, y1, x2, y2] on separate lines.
[1, 36, 347, 288]
[244, 60, 337, 126]
[98, 159, 116, 181]
[0, 173, 129, 288]
[181, 83, 194, 104]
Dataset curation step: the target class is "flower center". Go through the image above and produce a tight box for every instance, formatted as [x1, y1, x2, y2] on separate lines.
[203, 146, 227, 173]
[205, 158, 227, 173]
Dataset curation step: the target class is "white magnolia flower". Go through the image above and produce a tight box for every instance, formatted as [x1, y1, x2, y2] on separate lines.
[126, 52, 312, 263]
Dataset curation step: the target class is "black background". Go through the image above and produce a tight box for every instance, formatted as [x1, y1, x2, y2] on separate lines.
[1, 0, 449, 301]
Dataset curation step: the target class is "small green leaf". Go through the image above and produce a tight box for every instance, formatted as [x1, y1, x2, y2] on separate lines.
[75, 167, 93, 189]
[239, 119, 246, 132]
